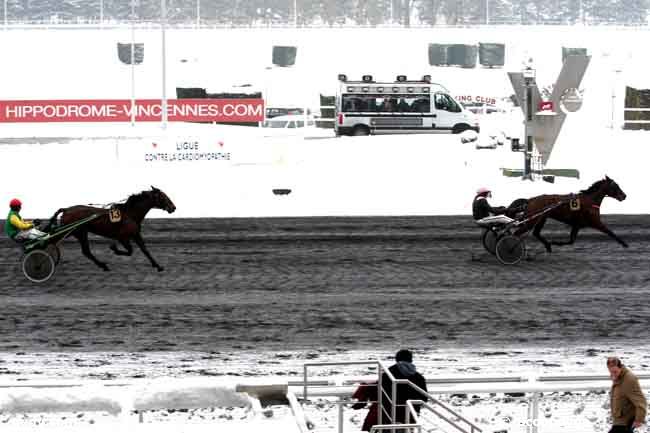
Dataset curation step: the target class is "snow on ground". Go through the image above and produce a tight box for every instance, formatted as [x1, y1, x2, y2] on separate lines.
[1, 26, 650, 217]
[2, 344, 650, 432]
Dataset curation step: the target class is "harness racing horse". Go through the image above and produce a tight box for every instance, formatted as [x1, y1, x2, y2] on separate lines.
[49, 187, 176, 272]
[515, 176, 627, 253]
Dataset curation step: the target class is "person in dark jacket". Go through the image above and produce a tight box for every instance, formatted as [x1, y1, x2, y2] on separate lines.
[380, 349, 428, 428]
[608, 356, 646, 433]
[472, 187, 507, 221]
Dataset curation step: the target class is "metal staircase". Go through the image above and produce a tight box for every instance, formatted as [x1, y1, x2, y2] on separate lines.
[297, 359, 485, 433]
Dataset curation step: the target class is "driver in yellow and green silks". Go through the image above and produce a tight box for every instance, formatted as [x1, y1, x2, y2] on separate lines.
[5, 198, 46, 241]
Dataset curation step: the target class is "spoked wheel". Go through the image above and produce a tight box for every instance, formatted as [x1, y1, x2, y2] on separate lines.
[22, 250, 56, 283]
[45, 244, 62, 265]
[495, 235, 526, 265]
[481, 229, 498, 255]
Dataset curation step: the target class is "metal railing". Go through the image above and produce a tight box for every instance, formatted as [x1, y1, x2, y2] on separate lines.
[407, 400, 482, 433]
[302, 359, 485, 433]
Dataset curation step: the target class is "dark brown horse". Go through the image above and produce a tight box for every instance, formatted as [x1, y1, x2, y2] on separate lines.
[515, 176, 627, 253]
[49, 187, 176, 271]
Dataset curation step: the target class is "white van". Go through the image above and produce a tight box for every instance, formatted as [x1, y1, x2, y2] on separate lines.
[334, 74, 480, 136]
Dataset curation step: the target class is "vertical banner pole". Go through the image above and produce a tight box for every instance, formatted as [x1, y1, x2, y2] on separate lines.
[161, 0, 168, 129]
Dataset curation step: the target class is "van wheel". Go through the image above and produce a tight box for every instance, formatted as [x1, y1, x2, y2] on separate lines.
[452, 124, 471, 134]
[352, 125, 370, 136]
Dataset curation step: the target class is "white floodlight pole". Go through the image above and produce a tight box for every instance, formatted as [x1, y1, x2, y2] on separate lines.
[485, 0, 489, 25]
[130, 0, 137, 126]
[161, 0, 168, 129]
[4, 0, 8, 29]
[196, 0, 200, 28]
[294, 0, 297, 27]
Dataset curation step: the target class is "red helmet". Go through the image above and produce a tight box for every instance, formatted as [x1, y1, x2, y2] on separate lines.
[9, 198, 22, 209]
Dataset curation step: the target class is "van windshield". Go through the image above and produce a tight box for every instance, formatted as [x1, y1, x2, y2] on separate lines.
[434, 93, 462, 113]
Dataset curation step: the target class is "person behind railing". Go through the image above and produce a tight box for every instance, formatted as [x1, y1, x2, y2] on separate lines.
[380, 349, 428, 428]
[351, 381, 378, 431]
[607, 356, 646, 433]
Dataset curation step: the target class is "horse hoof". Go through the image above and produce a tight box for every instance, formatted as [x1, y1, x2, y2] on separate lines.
[157, 266, 164, 272]
[109, 244, 118, 253]
[101, 265, 110, 272]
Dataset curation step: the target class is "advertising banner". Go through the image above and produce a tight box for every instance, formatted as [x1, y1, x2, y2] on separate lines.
[0, 99, 264, 123]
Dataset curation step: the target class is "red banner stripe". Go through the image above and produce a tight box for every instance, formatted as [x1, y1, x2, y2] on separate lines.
[0, 99, 265, 123]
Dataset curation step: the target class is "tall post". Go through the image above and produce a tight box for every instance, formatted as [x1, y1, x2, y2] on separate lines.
[293, 0, 298, 27]
[196, 0, 200, 28]
[99, 0, 103, 26]
[4, 0, 8, 29]
[161, 0, 168, 128]
[522, 65, 535, 180]
[130, 0, 136, 126]
[485, 0, 488, 25]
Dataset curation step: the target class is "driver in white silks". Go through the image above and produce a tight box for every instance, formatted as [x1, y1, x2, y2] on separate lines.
[472, 188, 514, 226]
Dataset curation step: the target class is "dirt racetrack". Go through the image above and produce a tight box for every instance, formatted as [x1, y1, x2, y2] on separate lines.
[1, 215, 649, 353]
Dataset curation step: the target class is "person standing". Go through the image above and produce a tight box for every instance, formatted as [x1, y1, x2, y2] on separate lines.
[608, 356, 647, 433]
[380, 349, 428, 427]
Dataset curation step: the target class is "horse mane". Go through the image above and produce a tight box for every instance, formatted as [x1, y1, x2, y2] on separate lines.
[123, 190, 153, 208]
[580, 178, 607, 194]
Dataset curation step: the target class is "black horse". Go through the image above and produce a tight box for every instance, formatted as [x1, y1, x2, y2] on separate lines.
[49, 187, 176, 271]
[514, 176, 627, 253]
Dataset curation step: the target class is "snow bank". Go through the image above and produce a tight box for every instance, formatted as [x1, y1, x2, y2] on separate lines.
[0, 386, 123, 415]
[133, 382, 253, 411]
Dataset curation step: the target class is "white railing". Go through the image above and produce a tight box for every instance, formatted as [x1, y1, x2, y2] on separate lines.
[4, 373, 650, 433]
[302, 360, 486, 433]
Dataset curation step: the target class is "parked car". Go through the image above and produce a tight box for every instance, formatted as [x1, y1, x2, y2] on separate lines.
[261, 114, 316, 129]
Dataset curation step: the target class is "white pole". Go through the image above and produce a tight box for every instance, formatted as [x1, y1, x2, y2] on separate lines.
[161, 0, 168, 129]
[4, 0, 8, 29]
[130, 0, 136, 126]
[294, 0, 297, 27]
[99, 0, 103, 27]
[196, 0, 200, 28]
[485, 0, 489, 25]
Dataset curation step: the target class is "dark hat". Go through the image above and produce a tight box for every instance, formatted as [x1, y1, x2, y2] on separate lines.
[395, 349, 413, 363]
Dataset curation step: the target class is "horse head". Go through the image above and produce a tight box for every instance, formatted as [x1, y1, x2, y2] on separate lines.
[603, 176, 627, 202]
[149, 186, 177, 213]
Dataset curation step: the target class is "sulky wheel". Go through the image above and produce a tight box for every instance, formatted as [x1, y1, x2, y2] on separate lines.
[481, 229, 498, 255]
[495, 235, 526, 265]
[22, 249, 56, 283]
[45, 244, 62, 265]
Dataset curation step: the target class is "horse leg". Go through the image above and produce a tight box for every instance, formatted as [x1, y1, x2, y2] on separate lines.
[551, 226, 580, 246]
[132, 233, 164, 272]
[74, 230, 109, 271]
[532, 217, 553, 253]
[591, 221, 629, 248]
[110, 239, 134, 256]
